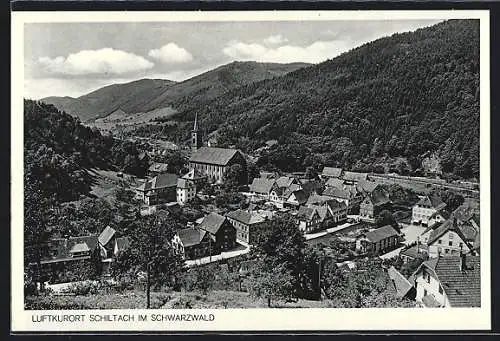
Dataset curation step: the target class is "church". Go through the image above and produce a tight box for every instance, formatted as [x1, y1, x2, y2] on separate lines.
[188, 114, 246, 184]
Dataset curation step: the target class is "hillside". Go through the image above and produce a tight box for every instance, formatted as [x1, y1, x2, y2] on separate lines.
[173, 20, 480, 179]
[42, 78, 176, 122]
[141, 61, 310, 112]
[42, 62, 309, 123]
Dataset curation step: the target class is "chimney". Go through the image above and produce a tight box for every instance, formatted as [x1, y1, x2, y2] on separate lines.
[460, 247, 467, 271]
[417, 236, 420, 254]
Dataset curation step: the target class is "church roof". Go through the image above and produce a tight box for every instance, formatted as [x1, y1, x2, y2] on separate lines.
[189, 147, 241, 166]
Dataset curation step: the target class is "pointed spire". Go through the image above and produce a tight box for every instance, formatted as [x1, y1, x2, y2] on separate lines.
[193, 113, 198, 131]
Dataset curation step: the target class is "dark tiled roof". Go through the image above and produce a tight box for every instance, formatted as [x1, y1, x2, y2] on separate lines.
[364, 225, 399, 243]
[416, 195, 446, 210]
[296, 206, 317, 221]
[434, 256, 481, 307]
[428, 219, 469, 246]
[98, 225, 116, 247]
[226, 209, 265, 225]
[325, 178, 345, 189]
[286, 189, 309, 205]
[177, 227, 208, 247]
[306, 194, 335, 206]
[323, 187, 352, 200]
[137, 173, 178, 191]
[342, 171, 368, 182]
[387, 266, 413, 298]
[249, 178, 275, 194]
[276, 176, 297, 188]
[322, 167, 343, 178]
[189, 147, 241, 166]
[177, 178, 194, 189]
[199, 212, 230, 234]
[326, 199, 347, 212]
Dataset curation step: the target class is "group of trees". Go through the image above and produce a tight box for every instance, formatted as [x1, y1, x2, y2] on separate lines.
[161, 20, 479, 180]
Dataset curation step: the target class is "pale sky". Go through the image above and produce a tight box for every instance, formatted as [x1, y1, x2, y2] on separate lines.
[24, 19, 444, 99]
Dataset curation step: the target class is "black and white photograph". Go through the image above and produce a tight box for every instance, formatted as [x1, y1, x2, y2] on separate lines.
[11, 10, 491, 331]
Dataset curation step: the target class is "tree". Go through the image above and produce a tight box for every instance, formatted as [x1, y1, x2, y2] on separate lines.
[115, 214, 186, 308]
[225, 164, 247, 190]
[375, 209, 399, 230]
[247, 162, 260, 184]
[249, 261, 295, 307]
[252, 215, 306, 296]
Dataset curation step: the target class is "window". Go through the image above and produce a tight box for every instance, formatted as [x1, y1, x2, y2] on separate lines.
[459, 242, 464, 248]
[424, 289, 428, 296]
[449, 241, 453, 246]
[449, 233, 454, 240]
[438, 239, 442, 244]
[445, 249, 449, 254]
[439, 285, 443, 294]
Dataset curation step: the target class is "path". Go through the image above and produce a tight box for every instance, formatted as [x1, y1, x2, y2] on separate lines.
[304, 220, 359, 241]
[185, 243, 251, 267]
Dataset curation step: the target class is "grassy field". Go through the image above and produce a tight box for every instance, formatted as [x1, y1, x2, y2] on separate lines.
[26, 290, 333, 310]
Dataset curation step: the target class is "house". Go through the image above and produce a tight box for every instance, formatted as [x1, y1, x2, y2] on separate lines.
[342, 171, 368, 185]
[387, 266, 416, 300]
[355, 225, 400, 256]
[269, 186, 288, 208]
[299, 179, 324, 196]
[356, 179, 379, 195]
[324, 199, 348, 224]
[359, 188, 391, 222]
[135, 173, 179, 206]
[226, 209, 267, 244]
[147, 162, 169, 177]
[321, 167, 343, 179]
[399, 243, 429, 263]
[114, 237, 131, 257]
[284, 189, 309, 209]
[412, 254, 480, 307]
[306, 193, 337, 206]
[198, 212, 237, 252]
[427, 218, 473, 258]
[176, 178, 196, 205]
[249, 177, 276, 200]
[188, 147, 247, 184]
[30, 235, 101, 283]
[323, 187, 363, 213]
[411, 195, 447, 226]
[172, 227, 213, 260]
[295, 206, 322, 233]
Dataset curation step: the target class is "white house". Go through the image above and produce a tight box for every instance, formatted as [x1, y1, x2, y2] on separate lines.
[412, 254, 480, 307]
[411, 195, 447, 226]
[176, 178, 196, 205]
[426, 218, 473, 258]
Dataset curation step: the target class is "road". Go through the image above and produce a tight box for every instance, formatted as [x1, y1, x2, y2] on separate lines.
[304, 217, 361, 241]
[185, 243, 251, 267]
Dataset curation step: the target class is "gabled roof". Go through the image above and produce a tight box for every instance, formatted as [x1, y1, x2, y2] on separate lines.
[326, 199, 347, 212]
[387, 266, 413, 298]
[226, 209, 266, 225]
[276, 176, 297, 188]
[68, 235, 99, 252]
[137, 173, 178, 191]
[400, 244, 429, 259]
[357, 179, 379, 194]
[367, 188, 391, 206]
[286, 189, 309, 205]
[342, 171, 368, 182]
[199, 212, 231, 234]
[296, 206, 318, 222]
[321, 167, 343, 178]
[148, 162, 169, 173]
[177, 227, 209, 247]
[323, 187, 352, 200]
[417, 256, 481, 307]
[115, 237, 131, 253]
[415, 195, 446, 210]
[308, 205, 329, 222]
[98, 225, 116, 247]
[306, 193, 335, 206]
[249, 178, 275, 194]
[189, 147, 242, 166]
[428, 219, 470, 246]
[363, 225, 399, 243]
[325, 178, 345, 189]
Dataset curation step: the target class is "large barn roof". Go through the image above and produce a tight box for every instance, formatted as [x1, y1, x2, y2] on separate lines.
[189, 147, 241, 166]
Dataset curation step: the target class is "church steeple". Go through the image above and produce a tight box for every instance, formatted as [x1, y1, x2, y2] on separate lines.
[191, 113, 202, 151]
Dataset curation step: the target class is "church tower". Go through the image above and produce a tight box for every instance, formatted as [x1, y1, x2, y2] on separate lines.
[191, 113, 202, 151]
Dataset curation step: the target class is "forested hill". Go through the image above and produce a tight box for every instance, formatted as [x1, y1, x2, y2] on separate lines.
[24, 100, 149, 202]
[176, 20, 480, 180]
[42, 79, 176, 122]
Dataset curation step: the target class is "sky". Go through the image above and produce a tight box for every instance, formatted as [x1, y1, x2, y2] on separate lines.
[24, 19, 444, 99]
